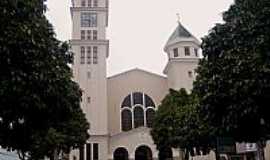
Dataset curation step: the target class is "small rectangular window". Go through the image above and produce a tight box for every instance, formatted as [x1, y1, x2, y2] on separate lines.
[87, 71, 91, 79]
[87, 46, 91, 64]
[188, 71, 193, 78]
[87, 97, 91, 103]
[81, 30, 85, 40]
[81, 46, 86, 64]
[93, 143, 99, 160]
[93, 30, 98, 40]
[173, 48, 178, 57]
[194, 48, 198, 57]
[87, 30, 92, 40]
[86, 143, 91, 160]
[93, 0, 98, 7]
[93, 46, 98, 64]
[81, 0, 86, 7]
[185, 47, 190, 56]
[81, 13, 97, 27]
[88, 0, 92, 7]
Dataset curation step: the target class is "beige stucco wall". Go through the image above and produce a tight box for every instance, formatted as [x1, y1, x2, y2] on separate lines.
[164, 41, 200, 92]
[109, 127, 158, 159]
[108, 127, 181, 160]
[71, 0, 109, 136]
[265, 142, 270, 160]
[107, 69, 169, 136]
[166, 59, 198, 91]
[72, 42, 109, 135]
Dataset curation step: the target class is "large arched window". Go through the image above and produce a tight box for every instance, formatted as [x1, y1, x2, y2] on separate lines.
[121, 109, 132, 131]
[146, 108, 155, 128]
[121, 92, 156, 132]
[134, 106, 144, 128]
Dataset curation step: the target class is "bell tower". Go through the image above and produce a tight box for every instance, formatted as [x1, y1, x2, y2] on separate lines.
[163, 20, 200, 92]
[70, 0, 109, 159]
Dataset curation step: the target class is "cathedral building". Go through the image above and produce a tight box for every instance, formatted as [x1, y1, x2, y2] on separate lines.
[69, 0, 214, 160]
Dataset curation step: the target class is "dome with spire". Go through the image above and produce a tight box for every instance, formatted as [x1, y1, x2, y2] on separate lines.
[164, 22, 200, 53]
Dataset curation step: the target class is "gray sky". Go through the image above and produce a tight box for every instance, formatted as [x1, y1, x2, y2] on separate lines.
[45, 0, 234, 76]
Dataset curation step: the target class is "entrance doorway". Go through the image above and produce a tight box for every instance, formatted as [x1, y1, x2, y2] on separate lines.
[114, 147, 129, 160]
[158, 147, 173, 160]
[135, 145, 153, 160]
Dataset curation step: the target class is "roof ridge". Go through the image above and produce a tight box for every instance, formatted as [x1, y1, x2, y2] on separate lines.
[108, 68, 167, 79]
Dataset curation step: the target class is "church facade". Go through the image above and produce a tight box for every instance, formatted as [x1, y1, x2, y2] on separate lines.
[69, 0, 214, 160]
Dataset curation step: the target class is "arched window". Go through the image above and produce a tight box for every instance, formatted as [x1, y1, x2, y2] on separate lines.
[146, 108, 155, 128]
[121, 95, 131, 108]
[133, 92, 143, 105]
[121, 92, 156, 131]
[121, 109, 132, 131]
[134, 106, 144, 128]
[145, 94, 155, 108]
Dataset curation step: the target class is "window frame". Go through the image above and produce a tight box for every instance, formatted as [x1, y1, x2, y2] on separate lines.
[184, 46, 191, 56]
[87, 30, 92, 40]
[188, 71, 193, 78]
[93, 0, 98, 7]
[87, 71, 91, 79]
[81, 0, 86, 7]
[80, 46, 86, 64]
[194, 48, 198, 57]
[120, 92, 156, 132]
[93, 30, 98, 40]
[173, 48, 179, 57]
[81, 30, 86, 40]
[146, 108, 155, 128]
[133, 106, 144, 128]
[93, 46, 98, 64]
[87, 97, 91, 103]
[121, 108, 132, 131]
[88, 0, 92, 7]
[81, 12, 97, 27]
[87, 46, 92, 64]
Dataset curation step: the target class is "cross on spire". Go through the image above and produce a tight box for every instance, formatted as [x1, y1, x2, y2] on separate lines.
[176, 13, 181, 23]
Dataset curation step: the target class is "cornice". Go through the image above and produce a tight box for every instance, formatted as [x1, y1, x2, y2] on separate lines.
[70, 7, 108, 12]
[70, 39, 109, 46]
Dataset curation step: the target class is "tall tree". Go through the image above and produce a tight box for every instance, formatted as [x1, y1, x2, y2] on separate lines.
[193, 0, 270, 159]
[0, 0, 89, 159]
[151, 89, 215, 160]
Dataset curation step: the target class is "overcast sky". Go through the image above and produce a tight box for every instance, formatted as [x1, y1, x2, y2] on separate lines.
[45, 0, 234, 76]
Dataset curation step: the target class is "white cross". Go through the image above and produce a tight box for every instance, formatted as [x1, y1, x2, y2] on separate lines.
[176, 13, 181, 22]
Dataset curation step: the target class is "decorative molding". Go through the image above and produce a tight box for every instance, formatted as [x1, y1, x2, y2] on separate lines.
[70, 7, 108, 12]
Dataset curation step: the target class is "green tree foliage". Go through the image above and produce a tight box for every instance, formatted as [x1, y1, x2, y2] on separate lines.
[193, 0, 270, 158]
[0, 0, 89, 159]
[151, 89, 215, 160]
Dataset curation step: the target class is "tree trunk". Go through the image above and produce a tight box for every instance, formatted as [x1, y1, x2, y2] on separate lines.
[49, 149, 59, 160]
[184, 149, 189, 160]
[179, 149, 185, 160]
[257, 141, 265, 160]
[214, 150, 220, 160]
